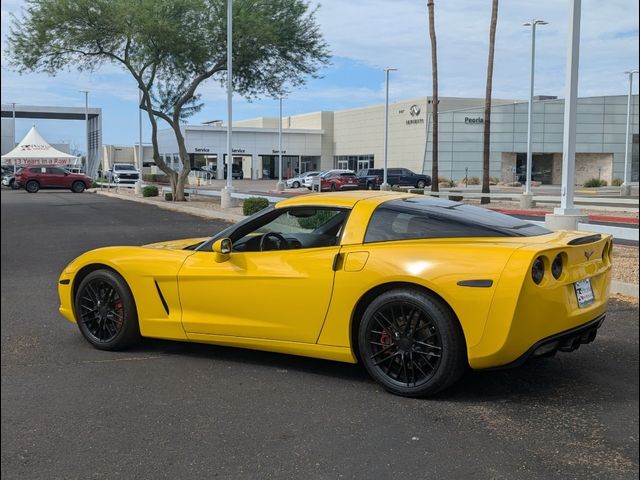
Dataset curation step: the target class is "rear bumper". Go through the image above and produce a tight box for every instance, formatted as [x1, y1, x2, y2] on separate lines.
[479, 314, 605, 370]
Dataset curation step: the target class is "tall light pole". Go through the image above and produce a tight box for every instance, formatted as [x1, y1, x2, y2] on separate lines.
[79, 90, 89, 173]
[523, 19, 547, 197]
[622, 69, 639, 196]
[11, 103, 17, 172]
[135, 88, 143, 194]
[221, 0, 234, 209]
[276, 97, 285, 192]
[381, 67, 397, 191]
[546, 0, 583, 230]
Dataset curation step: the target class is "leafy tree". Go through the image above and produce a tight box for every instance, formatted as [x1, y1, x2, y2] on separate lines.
[7, 0, 329, 200]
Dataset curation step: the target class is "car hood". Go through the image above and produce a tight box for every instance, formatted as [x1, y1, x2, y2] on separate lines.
[143, 237, 209, 250]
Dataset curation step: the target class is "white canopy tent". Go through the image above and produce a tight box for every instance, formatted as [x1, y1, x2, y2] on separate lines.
[1, 126, 80, 166]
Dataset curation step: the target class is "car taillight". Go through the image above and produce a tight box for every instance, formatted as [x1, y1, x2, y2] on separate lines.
[551, 254, 563, 280]
[532, 256, 545, 284]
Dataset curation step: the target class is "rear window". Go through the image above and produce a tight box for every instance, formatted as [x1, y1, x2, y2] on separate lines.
[365, 197, 550, 242]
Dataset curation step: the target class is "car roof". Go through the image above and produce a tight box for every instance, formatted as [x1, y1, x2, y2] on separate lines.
[276, 191, 412, 209]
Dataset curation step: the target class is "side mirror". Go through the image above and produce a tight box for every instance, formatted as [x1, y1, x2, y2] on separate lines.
[212, 238, 232, 262]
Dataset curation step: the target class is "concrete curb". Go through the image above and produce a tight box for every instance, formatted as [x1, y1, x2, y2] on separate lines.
[93, 189, 245, 223]
[611, 281, 640, 299]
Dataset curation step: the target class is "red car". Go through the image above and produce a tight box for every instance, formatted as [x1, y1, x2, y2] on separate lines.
[15, 166, 92, 193]
[320, 172, 360, 191]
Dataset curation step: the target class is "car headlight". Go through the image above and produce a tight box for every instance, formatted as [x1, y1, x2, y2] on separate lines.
[532, 256, 545, 284]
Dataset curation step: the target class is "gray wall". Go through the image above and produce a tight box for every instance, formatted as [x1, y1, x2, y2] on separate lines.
[426, 95, 639, 183]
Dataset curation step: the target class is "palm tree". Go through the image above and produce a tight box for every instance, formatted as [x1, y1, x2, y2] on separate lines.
[481, 0, 499, 204]
[427, 0, 439, 192]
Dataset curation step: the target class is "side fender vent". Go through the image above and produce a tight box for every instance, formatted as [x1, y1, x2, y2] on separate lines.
[154, 280, 170, 315]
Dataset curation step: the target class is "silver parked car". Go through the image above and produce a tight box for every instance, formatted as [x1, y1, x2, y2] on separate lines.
[286, 171, 318, 189]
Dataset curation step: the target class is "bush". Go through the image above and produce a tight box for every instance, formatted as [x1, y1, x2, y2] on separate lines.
[467, 176, 480, 185]
[583, 178, 607, 188]
[143, 174, 170, 183]
[438, 177, 456, 188]
[490, 176, 500, 185]
[611, 178, 623, 187]
[164, 192, 172, 201]
[243, 197, 269, 215]
[142, 185, 159, 197]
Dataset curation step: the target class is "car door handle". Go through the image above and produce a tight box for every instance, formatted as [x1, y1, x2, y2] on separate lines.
[332, 253, 343, 271]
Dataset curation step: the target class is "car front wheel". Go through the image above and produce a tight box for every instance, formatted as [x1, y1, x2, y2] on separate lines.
[358, 288, 466, 397]
[293, 181, 300, 188]
[71, 181, 86, 193]
[74, 269, 141, 350]
[25, 180, 40, 193]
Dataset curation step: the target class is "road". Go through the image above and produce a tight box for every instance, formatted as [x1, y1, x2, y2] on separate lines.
[1, 189, 638, 479]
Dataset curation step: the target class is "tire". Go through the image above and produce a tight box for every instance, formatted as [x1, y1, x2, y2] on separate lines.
[293, 181, 300, 188]
[330, 183, 337, 192]
[10, 179, 18, 190]
[25, 180, 40, 193]
[358, 288, 466, 397]
[74, 269, 141, 351]
[71, 181, 86, 193]
[416, 180, 426, 189]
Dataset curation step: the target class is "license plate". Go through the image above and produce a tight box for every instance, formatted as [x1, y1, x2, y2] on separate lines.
[574, 278, 595, 308]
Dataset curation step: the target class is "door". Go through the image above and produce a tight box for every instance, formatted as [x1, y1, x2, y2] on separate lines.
[387, 168, 401, 186]
[45, 167, 69, 188]
[178, 207, 349, 343]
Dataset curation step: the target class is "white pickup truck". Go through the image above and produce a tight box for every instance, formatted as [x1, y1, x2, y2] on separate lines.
[105, 163, 140, 184]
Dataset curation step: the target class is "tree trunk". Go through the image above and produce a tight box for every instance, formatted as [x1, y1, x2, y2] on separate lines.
[481, 0, 499, 204]
[427, 0, 439, 193]
[173, 123, 192, 202]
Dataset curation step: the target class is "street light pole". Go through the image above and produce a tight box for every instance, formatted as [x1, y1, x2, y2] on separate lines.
[523, 19, 547, 197]
[135, 88, 143, 194]
[622, 69, 638, 196]
[79, 90, 89, 174]
[221, 0, 234, 209]
[381, 67, 397, 191]
[276, 97, 285, 192]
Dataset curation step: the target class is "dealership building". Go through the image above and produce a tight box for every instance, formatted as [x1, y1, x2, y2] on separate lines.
[153, 93, 638, 185]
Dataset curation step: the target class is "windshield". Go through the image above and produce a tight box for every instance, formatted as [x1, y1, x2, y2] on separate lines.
[115, 165, 137, 171]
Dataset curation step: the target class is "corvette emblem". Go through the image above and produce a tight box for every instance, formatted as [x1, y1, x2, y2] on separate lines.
[584, 250, 594, 260]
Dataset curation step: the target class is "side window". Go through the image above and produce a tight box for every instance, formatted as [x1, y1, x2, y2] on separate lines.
[46, 167, 66, 174]
[232, 208, 349, 252]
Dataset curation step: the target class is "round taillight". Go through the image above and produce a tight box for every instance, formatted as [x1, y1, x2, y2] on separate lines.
[551, 254, 563, 280]
[532, 256, 545, 285]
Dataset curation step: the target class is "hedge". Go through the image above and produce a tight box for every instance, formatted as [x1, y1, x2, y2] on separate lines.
[243, 197, 269, 215]
[142, 185, 159, 197]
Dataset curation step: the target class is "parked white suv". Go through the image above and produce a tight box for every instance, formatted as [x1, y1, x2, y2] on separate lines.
[105, 163, 140, 184]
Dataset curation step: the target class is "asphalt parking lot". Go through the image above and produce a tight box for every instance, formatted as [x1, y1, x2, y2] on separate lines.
[1, 189, 638, 479]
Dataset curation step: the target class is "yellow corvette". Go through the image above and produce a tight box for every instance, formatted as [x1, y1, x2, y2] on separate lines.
[58, 191, 611, 397]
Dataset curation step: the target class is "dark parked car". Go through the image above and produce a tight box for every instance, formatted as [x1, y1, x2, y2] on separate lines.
[320, 172, 360, 191]
[356, 168, 384, 189]
[386, 168, 431, 188]
[15, 166, 92, 193]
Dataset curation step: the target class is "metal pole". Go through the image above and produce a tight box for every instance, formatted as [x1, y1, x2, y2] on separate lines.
[11, 102, 16, 148]
[79, 91, 89, 174]
[555, 0, 581, 216]
[221, 0, 234, 208]
[525, 22, 536, 195]
[276, 97, 284, 191]
[135, 88, 143, 194]
[622, 70, 638, 194]
[381, 68, 396, 191]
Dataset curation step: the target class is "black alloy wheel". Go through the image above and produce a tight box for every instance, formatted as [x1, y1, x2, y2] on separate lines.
[358, 289, 466, 397]
[25, 180, 40, 193]
[72, 181, 86, 193]
[74, 269, 141, 350]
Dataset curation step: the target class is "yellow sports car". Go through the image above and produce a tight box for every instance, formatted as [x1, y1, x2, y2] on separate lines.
[58, 191, 611, 397]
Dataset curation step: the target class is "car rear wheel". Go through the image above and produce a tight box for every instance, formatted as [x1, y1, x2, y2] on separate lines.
[416, 180, 426, 189]
[293, 181, 300, 188]
[330, 183, 337, 191]
[358, 289, 466, 397]
[25, 180, 40, 193]
[71, 181, 86, 193]
[74, 269, 141, 350]
[10, 179, 18, 190]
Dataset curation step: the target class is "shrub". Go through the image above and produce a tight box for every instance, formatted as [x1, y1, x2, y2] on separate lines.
[583, 178, 607, 188]
[611, 178, 623, 187]
[142, 185, 159, 197]
[467, 176, 480, 185]
[438, 177, 456, 188]
[143, 174, 170, 183]
[243, 197, 269, 215]
[490, 176, 500, 185]
[164, 191, 190, 201]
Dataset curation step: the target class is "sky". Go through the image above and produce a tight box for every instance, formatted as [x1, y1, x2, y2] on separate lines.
[1, 0, 639, 153]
